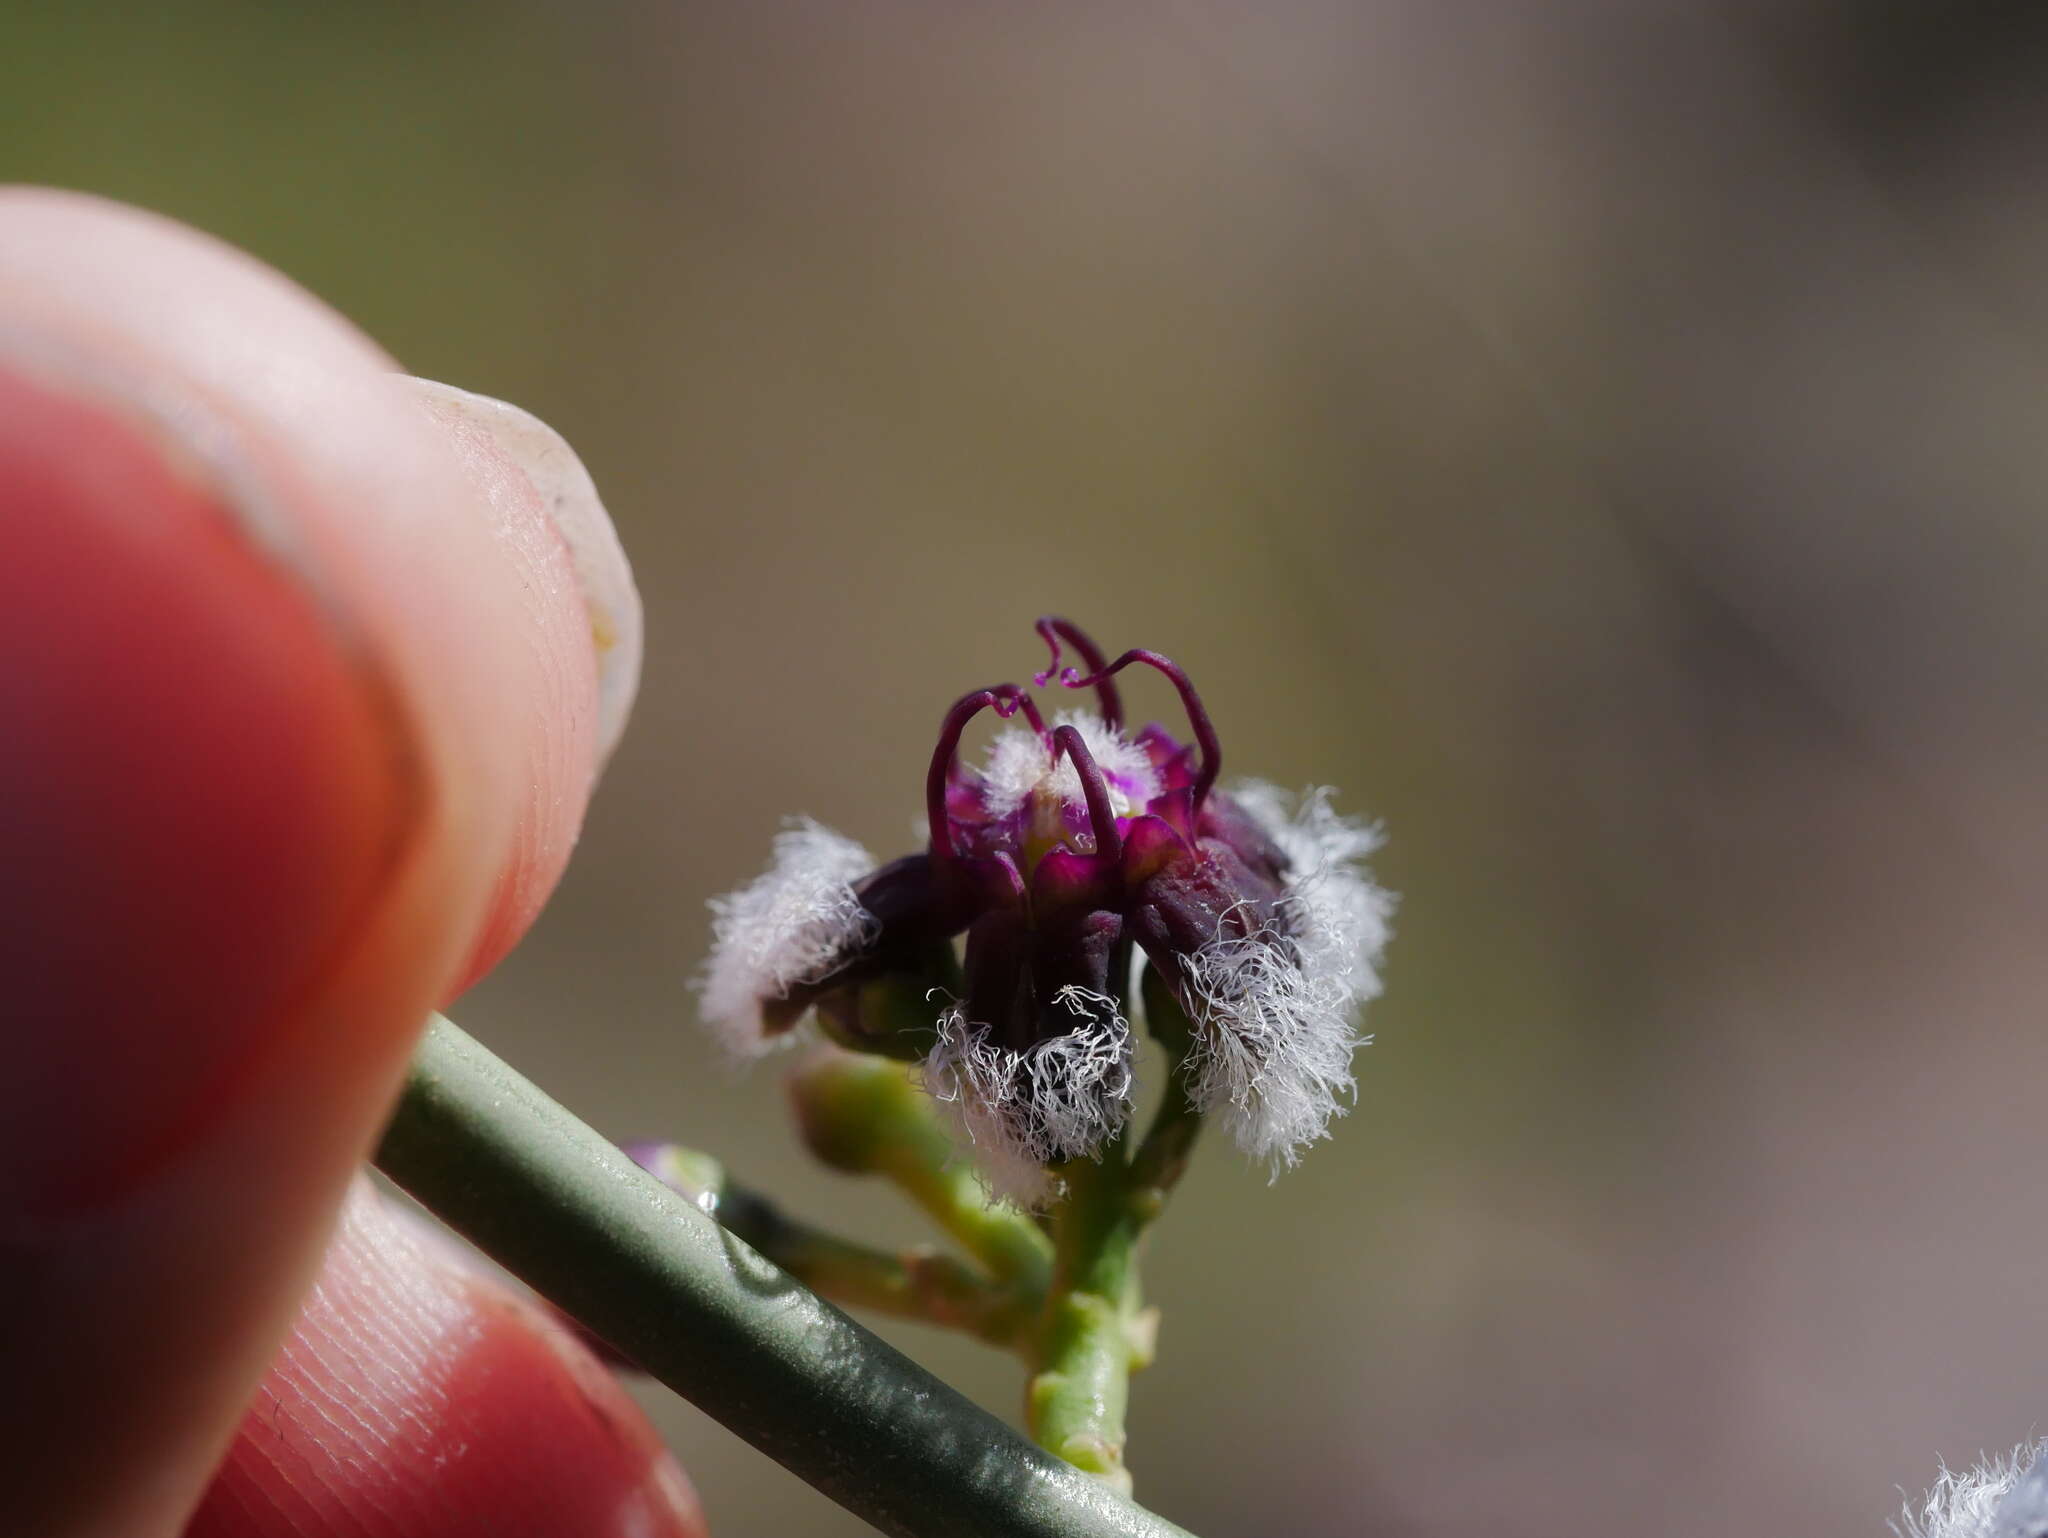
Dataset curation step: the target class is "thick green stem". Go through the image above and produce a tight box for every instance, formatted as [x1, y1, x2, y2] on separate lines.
[375, 1016, 1195, 1538]
[1028, 1149, 1145, 1496]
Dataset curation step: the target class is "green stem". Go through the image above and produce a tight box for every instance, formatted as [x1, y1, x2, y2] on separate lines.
[890, 1144, 1053, 1288]
[375, 1016, 1195, 1538]
[1028, 1147, 1145, 1496]
[630, 1142, 1038, 1347]
[788, 1049, 1053, 1290]
[1125, 1086, 1202, 1230]
[707, 1175, 1039, 1350]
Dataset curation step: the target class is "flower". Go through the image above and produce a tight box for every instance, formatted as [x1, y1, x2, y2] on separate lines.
[696, 618, 1394, 1202]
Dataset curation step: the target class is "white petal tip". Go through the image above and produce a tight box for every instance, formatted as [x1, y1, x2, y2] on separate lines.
[1898, 1442, 2048, 1538]
[923, 997, 1134, 1208]
[697, 820, 878, 1055]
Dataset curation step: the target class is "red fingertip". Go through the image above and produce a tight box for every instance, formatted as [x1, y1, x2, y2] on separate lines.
[185, 1187, 705, 1538]
[0, 362, 420, 1226]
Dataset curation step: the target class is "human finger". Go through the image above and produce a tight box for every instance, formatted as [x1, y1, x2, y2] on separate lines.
[0, 188, 635, 1537]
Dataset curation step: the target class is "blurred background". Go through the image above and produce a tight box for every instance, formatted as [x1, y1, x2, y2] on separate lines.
[11, 2, 2048, 1533]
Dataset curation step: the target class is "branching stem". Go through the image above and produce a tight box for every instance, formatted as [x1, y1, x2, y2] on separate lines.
[640, 1147, 1041, 1349]
[734, 1197, 1039, 1349]
[787, 1048, 1053, 1290]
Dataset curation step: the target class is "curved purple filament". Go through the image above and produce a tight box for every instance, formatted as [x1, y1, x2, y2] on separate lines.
[1050, 724, 1123, 861]
[1033, 616, 1123, 727]
[1010, 691, 1049, 738]
[925, 684, 1043, 861]
[1056, 648, 1220, 813]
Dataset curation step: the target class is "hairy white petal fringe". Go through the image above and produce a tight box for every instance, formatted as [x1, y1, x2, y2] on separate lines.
[923, 988, 1135, 1207]
[1897, 1442, 2048, 1538]
[979, 711, 1160, 822]
[1182, 782, 1395, 1172]
[696, 819, 878, 1057]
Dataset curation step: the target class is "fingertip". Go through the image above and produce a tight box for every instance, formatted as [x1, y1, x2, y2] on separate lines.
[0, 355, 423, 1226]
[408, 379, 641, 769]
[404, 379, 623, 989]
[186, 1183, 707, 1538]
[0, 192, 602, 1536]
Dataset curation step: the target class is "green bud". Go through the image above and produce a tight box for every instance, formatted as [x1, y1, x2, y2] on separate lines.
[785, 1048, 948, 1175]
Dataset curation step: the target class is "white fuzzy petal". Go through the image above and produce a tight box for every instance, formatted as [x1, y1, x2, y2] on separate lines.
[696, 819, 878, 1057]
[1182, 783, 1396, 1172]
[1897, 1442, 2047, 1538]
[922, 989, 1135, 1207]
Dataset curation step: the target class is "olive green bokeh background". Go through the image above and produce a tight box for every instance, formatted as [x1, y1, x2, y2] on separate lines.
[11, 4, 2048, 1533]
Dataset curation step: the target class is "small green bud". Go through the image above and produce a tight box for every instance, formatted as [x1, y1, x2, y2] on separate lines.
[785, 1048, 943, 1175]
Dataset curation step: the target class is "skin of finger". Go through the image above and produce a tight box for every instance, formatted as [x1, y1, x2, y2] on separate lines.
[184, 1182, 705, 1538]
[0, 190, 607, 1537]
[420, 390, 601, 991]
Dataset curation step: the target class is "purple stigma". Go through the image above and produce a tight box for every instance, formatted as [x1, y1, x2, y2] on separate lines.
[926, 684, 1042, 861]
[1050, 724, 1124, 861]
[1033, 617, 1123, 728]
[1057, 648, 1221, 812]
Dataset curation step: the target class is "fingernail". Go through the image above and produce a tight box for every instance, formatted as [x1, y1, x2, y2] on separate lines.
[0, 347, 420, 1233]
[404, 379, 643, 767]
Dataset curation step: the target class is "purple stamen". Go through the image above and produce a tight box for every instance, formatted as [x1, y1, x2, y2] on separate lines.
[926, 684, 1042, 861]
[1033, 616, 1123, 728]
[1050, 724, 1124, 861]
[1057, 649, 1221, 813]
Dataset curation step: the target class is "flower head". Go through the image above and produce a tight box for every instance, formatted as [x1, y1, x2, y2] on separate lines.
[696, 618, 1394, 1202]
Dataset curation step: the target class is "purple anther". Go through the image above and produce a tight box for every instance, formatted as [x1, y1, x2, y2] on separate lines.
[1033, 616, 1123, 727]
[1057, 649, 1221, 812]
[1050, 724, 1124, 862]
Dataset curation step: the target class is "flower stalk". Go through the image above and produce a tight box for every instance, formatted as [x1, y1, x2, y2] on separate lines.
[733, 1193, 1037, 1349]
[1125, 971, 1206, 1227]
[1029, 1144, 1146, 1494]
[787, 1048, 1053, 1290]
[628, 1141, 1038, 1348]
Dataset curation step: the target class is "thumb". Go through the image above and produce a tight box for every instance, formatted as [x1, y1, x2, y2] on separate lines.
[0, 189, 634, 1537]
